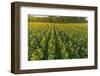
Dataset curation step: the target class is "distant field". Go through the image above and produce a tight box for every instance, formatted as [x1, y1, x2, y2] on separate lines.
[28, 22, 88, 60]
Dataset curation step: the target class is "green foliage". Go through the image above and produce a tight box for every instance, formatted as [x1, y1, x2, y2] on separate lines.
[28, 22, 88, 60]
[28, 15, 87, 23]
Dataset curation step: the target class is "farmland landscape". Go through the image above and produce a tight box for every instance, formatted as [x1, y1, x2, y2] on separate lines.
[28, 15, 88, 61]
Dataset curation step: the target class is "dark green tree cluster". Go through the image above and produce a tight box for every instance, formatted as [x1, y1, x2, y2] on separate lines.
[28, 15, 87, 23]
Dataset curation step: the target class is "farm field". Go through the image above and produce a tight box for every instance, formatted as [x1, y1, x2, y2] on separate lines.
[28, 22, 88, 60]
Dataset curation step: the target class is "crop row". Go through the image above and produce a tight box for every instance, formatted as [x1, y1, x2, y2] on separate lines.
[28, 22, 88, 60]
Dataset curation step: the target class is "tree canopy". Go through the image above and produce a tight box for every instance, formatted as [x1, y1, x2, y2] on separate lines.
[28, 15, 87, 23]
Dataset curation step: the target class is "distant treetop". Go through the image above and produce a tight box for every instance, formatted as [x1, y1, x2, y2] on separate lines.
[28, 15, 88, 23]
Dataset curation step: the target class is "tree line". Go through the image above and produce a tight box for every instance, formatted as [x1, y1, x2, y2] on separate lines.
[28, 15, 87, 23]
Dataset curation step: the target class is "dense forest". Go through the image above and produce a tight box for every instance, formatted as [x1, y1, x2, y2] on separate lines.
[28, 15, 87, 23]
